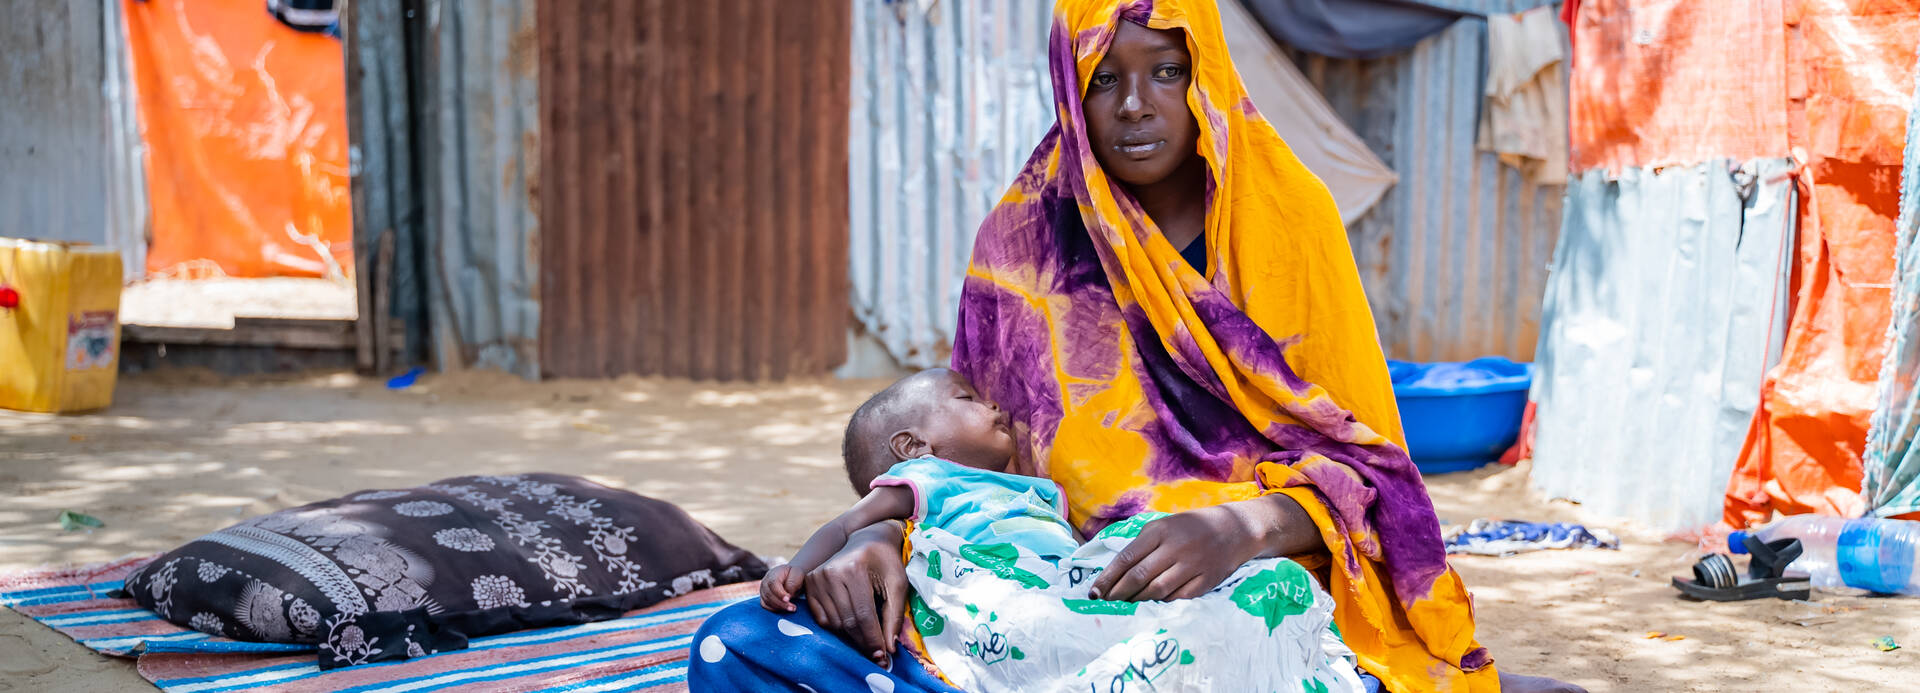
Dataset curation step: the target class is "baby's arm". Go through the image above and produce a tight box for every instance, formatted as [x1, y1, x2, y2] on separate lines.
[759, 485, 915, 612]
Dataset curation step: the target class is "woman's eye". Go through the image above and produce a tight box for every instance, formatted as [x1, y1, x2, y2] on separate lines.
[1091, 73, 1117, 87]
[1154, 65, 1185, 80]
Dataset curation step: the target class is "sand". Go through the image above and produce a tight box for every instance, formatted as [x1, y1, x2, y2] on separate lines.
[2, 371, 1913, 691]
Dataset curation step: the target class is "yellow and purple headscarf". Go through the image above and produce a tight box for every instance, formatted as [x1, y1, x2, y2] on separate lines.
[950, 1, 1496, 688]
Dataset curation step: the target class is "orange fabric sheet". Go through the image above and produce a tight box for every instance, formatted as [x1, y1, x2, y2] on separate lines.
[1566, 0, 1790, 172]
[1727, 159, 1903, 524]
[1566, 0, 1918, 527]
[125, 0, 353, 278]
[1725, 1, 1917, 526]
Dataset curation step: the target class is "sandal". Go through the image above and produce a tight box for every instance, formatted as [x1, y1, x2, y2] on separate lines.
[1671, 535, 1812, 601]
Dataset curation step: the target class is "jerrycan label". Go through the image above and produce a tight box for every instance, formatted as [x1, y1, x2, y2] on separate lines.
[66, 311, 117, 370]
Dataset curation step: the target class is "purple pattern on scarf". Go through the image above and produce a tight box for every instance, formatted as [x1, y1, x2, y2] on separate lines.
[1090, 490, 1152, 534]
[951, 1, 1448, 609]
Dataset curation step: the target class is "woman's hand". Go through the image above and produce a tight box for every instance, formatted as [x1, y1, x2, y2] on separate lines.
[1090, 493, 1319, 602]
[803, 520, 908, 668]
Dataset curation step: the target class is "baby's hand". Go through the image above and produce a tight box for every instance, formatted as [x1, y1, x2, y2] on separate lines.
[758, 564, 806, 612]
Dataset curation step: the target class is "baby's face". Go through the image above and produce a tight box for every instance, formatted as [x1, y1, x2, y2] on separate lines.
[907, 370, 1016, 473]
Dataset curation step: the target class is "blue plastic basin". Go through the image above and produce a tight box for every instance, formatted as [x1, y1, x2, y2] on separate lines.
[1387, 358, 1532, 475]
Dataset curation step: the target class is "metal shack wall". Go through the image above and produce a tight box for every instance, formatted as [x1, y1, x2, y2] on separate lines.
[1530, 159, 1796, 531]
[1, 0, 148, 275]
[420, 0, 542, 378]
[1301, 0, 1566, 362]
[538, 0, 852, 381]
[345, 0, 542, 378]
[849, 0, 1054, 369]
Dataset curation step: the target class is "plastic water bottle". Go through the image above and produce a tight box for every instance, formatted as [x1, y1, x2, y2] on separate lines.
[1730, 516, 1920, 595]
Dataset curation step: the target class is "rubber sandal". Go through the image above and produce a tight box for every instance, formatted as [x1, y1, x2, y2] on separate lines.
[1671, 535, 1812, 601]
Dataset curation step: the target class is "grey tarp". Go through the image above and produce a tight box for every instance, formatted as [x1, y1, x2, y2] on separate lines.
[1239, 0, 1468, 59]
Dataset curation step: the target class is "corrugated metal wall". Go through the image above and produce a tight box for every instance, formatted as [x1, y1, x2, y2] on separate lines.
[104, 0, 149, 278]
[422, 0, 542, 378]
[1, 0, 147, 276]
[344, 0, 541, 378]
[344, 0, 1561, 378]
[344, 0, 426, 368]
[849, 0, 1054, 369]
[1531, 159, 1796, 531]
[538, 0, 851, 381]
[1299, 0, 1565, 362]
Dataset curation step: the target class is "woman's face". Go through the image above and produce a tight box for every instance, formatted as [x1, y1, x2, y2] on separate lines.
[1082, 22, 1200, 189]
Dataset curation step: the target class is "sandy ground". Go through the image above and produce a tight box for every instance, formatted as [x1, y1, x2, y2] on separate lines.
[120, 278, 358, 328]
[2, 372, 1914, 691]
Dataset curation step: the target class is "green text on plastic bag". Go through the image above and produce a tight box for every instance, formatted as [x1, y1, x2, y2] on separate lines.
[958, 543, 1049, 589]
[1062, 598, 1139, 616]
[1230, 561, 1314, 632]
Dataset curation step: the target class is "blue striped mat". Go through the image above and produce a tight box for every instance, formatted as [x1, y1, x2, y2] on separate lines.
[2, 556, 751, 692]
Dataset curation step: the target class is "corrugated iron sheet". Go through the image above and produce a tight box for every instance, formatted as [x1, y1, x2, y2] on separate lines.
[1299, 0, 1565, 362]
[417, 0, 543, 378]
[1531, 159, 1797, 531]
[104, 0, 149, 278]
[849, 0, 1053, 369]
[1, 0, 147, 276]
[538, 0, 851, 381]
[343, 0, 427, 368]
[346, 0, 541, 377]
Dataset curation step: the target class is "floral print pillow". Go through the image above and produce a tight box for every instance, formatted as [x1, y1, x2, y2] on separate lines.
[123, 474, 766, 668]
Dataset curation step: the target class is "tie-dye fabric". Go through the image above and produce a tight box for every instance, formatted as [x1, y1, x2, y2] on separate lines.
[949, 1, 1495, 689]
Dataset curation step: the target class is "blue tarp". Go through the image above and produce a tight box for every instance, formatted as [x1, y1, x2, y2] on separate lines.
[1865, 50, 1920, 519]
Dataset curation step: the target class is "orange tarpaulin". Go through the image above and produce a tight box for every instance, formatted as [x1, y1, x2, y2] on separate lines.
[125, 0, 353, 278]
[1566, 0, 1790, 173]
[1727, 158, 1901, 523]
[1566, 0, 1918, 527]
[1725, 1, 1917, 526]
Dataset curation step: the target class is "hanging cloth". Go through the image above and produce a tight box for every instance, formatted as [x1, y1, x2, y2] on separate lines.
[1478, 6, 1569, 184]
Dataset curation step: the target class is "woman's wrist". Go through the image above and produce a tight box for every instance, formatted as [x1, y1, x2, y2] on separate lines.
[1229, 493, 1319, 559]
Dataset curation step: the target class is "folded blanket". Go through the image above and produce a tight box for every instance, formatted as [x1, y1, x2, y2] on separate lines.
[905, 513, 1364, 692]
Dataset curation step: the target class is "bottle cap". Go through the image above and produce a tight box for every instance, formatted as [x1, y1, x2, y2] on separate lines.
[1728, 530, 1750, 555]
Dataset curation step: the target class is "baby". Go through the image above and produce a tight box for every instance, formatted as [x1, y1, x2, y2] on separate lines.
[761, 368, 1072, 613]
[762, 368, 1364, 692]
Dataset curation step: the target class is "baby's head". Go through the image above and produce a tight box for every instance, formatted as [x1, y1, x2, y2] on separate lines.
[841, 368, 1016, 495]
